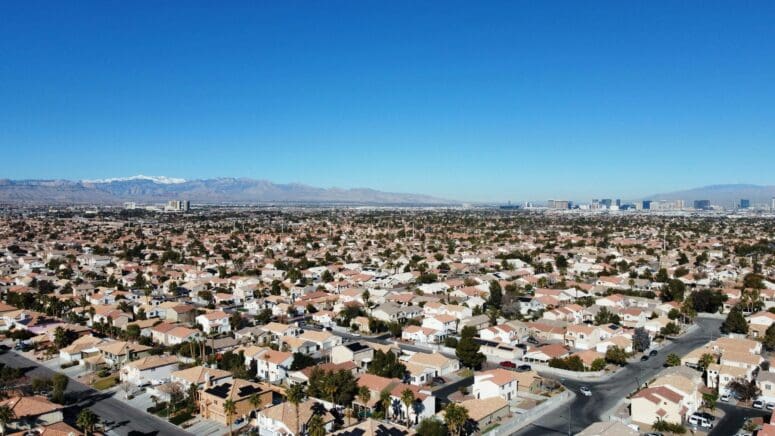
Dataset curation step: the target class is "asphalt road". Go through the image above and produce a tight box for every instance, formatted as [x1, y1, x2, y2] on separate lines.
[514, 316, 724, 436]
[0, 351, 191, 436]
[710, 402, 770, 436]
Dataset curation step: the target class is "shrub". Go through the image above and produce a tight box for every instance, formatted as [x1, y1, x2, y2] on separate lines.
[652, 420, 686, 434]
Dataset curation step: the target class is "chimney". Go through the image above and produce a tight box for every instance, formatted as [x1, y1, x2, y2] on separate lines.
[204, 371, 212, 388]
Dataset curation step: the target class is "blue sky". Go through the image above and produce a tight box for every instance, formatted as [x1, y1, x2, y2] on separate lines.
[1, 1, 774, 202]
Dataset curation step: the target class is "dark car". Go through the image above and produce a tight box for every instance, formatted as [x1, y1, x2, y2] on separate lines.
[500, 361, 517, 369]
[526, 337, 539, 345]
[649, 349, 658, 357]
[516, 364, 532, 372]
[432, 377, 446, 385]
[640, 355, 649, 361]
[693, 411, 716, 421]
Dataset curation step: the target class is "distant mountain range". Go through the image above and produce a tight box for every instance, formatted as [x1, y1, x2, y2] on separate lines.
[0, 176, 454, 206]
[648, 184, 775, 206]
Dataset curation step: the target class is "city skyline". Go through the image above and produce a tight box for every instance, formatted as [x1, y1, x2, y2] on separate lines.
[2, 2, 775, 201]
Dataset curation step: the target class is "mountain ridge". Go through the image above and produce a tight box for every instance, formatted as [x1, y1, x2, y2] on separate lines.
[0, 176, 455, 205]
[647, 183, 775, 206]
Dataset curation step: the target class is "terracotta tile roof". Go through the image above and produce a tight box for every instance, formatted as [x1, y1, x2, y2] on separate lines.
[0, 396, 61, 418]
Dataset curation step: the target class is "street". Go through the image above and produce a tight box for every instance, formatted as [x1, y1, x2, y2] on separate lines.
[0, 351, 191, 436]
[514, 316, 723, 435]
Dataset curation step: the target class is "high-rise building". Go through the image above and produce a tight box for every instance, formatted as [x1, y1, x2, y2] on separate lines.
[601, 199, 613, 208]
[165, 200, 190, 212]
[642, 200, 652, 210]
[547, 200, 570, 210]
[740, 199, 750, 209]
[615, 199, 621, 207]
[772, 198, 775, 211]
[693, 200, 711, 210]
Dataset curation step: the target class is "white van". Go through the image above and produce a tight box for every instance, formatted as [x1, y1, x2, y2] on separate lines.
[688, 415, 713, 428]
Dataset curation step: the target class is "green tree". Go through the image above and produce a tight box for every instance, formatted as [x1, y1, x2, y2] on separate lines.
[632, 327, 650, 352]
[661, 279, 686, 302]
[287, 383, 306, 435]
[223, 399, 236, 436]
[0, 404, 14, 435]
[488, 280, 502, 307]
[703, 391, 718, 412]
[721, 308, 748, 334]
[444, 402, 469, 436]
[307, 413, 326, 436]
[594, 307, 620, 325]
[51, 373, 68, 404]
[126, 324, 141, 341]
[76, 409, 98, 436]
[765, 324, 775, 352]
[367, 350, 407, 378]
[455, 326, 485, 370]
[400, 388, 415, 426]
[660, 322, 680, 336]
[249, 393, 262, 420]
[728, 377, 761, 401]
[590, 358, 607, 371]
[665, 353, 681, 367]
[379, 389, 391, 419]
[417, 417, 448, 436]
[290, 352, 316, 371]
[698, 353, 715, 372]
[555, 254, 568, 270]
[605, 346, 628, 366]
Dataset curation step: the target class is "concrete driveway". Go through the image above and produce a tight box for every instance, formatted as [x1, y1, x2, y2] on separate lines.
[184, 417, 229, 435]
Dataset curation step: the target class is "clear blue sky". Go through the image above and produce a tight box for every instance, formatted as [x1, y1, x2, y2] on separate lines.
[1, 1, 774, 202]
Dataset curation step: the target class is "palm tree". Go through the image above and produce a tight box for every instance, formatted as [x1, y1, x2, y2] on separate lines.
[249, 393, 262, 422]
[400, 389, 415, 426]
[444, 403, 469, 436]
[379, 389, 391, 420]
[0, 405, 14, 435]
[76, 409, 98, 436]
[223, 399, 237, 436]
[357, 385, 371, 419]
[307, 413, 326, 436]
[287, 383, 306, 436]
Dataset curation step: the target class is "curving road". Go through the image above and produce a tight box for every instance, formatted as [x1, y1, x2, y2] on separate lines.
[0, 351, 191, 436]
[514, 316, 723, 435]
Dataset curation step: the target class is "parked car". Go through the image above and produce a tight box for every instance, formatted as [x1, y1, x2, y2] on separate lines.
[688, 415, 713, 428]
[720, 393, 731, 402]
[644, 433, 664, 436]
[640, 355, 649, 361]
[432, 377, 446, 385]
[693, 411, 715, 421]
[527, 337, 539, 345]
[767, 402, 775, 411]
[753, 399, 765, 409]
[649, 349, 658, 357]
[580, 386, 592, 396]
[516, 364, 532, 372]
[500, 361, 516, 369]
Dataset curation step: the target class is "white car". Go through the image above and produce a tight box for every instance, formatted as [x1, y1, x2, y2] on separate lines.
[579, 386, 592, 396]
[720, 393, 731, 402]
[753, 399, 765, 409]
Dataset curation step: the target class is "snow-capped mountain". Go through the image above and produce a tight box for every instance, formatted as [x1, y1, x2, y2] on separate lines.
[82, 175, 187, 184]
